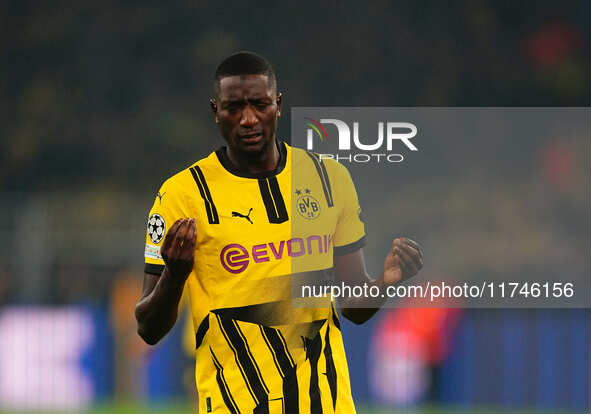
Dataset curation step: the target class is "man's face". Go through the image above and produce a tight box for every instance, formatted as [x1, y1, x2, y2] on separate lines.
[211, 74, 282, 156]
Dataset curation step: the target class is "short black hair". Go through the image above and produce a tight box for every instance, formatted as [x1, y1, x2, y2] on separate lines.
[213, 51, 277, 97]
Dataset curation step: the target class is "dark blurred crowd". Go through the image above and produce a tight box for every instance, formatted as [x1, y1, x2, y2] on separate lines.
[2, 1, 590, 192]
[1, 1, 590, 304]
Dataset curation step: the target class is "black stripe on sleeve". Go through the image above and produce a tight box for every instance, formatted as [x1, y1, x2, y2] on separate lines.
[323, 325, 338, 409]
[211, 347, 241, 414]
[195, 315, 210, 350]
[317, 157, 333, 206]
[190, 166, 220, 224]
[306, 152, 334, 207]
[333, 236, 366, 256]
[217, 315, 269, 410]
[144, 263, 165, 276]
[258, 178, 289, 224]
[260, 326, 299, 414]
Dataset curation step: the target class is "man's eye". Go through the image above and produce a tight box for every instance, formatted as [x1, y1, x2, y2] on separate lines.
[255, 103, 269, 110]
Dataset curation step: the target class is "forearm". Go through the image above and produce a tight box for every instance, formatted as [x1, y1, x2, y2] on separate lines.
[338, 274, 387, 325]
[135, 267, 185, 345]
[334, 238, 423, 325]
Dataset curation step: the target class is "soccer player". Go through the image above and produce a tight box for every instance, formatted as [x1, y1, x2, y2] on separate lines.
[135, 51, 423, 413]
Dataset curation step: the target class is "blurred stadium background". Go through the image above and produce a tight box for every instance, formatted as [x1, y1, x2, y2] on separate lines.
[1, 1, 591, 413]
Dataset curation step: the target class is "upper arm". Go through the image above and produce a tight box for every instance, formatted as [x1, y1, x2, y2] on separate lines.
[329, 161, 382, 323]
[332, 161, 366, 251]
[331, 160, 368, 284]
[144, 175, 188, 273]
[333, 248, 369, 286]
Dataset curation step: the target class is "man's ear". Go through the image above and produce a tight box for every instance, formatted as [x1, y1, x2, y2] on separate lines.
[276, 92, 283, 117]
[210, 98, 219, 123]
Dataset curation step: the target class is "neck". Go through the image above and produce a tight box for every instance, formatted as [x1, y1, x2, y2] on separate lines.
[226, 139, 280, 175]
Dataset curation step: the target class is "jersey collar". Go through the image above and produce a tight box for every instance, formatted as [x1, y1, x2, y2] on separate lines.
[215, 140, 288, 179]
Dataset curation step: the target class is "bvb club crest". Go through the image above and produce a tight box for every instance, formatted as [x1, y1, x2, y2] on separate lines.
[295, 189, 321, 220]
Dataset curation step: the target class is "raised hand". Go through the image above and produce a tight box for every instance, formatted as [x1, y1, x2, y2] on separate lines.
[383, 237, 423, 285]
[161, 218, 197, 283]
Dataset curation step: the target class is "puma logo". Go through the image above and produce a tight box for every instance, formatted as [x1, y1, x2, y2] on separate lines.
[232, 208, 253, 224]
[157, 191, 166, 204]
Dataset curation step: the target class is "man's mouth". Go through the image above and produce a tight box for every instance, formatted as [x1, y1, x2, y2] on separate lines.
[239, 132, 263, 143]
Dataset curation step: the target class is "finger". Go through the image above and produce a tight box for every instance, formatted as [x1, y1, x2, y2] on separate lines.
[395, 237, 423, 264]
[394, 246, 418, 275]
[392, 252, 413, 279]
[398, 243, 423, 269]
[401, 238, 423, 259]
[173, 219, 191, 249]
[180, 220, 197, 260]
[187, 219, 197, 243]
[162, 219, 183, 252]
[391, 239, 403, 259]
[397, 259, 413, 278]
[166, 219, 188, 257]
[180, 240, 196, 262]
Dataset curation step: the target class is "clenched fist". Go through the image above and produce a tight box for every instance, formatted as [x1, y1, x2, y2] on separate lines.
[383, 237, 423, 285]
[161, 218, 197, 283]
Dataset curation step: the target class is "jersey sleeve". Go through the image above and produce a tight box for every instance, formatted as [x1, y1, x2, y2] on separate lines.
[144, 178, 186, 276]
[332, 163, 366, 255]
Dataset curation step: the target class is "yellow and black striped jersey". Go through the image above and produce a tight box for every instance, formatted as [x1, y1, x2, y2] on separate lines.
[144, 141, 365, 413]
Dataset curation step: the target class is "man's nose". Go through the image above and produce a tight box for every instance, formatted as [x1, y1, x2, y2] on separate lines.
[240, 105, 258, 127]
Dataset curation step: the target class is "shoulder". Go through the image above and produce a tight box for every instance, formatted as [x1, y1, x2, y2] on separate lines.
[290, 145, 352, 182]
[157, 151, 219, 195]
